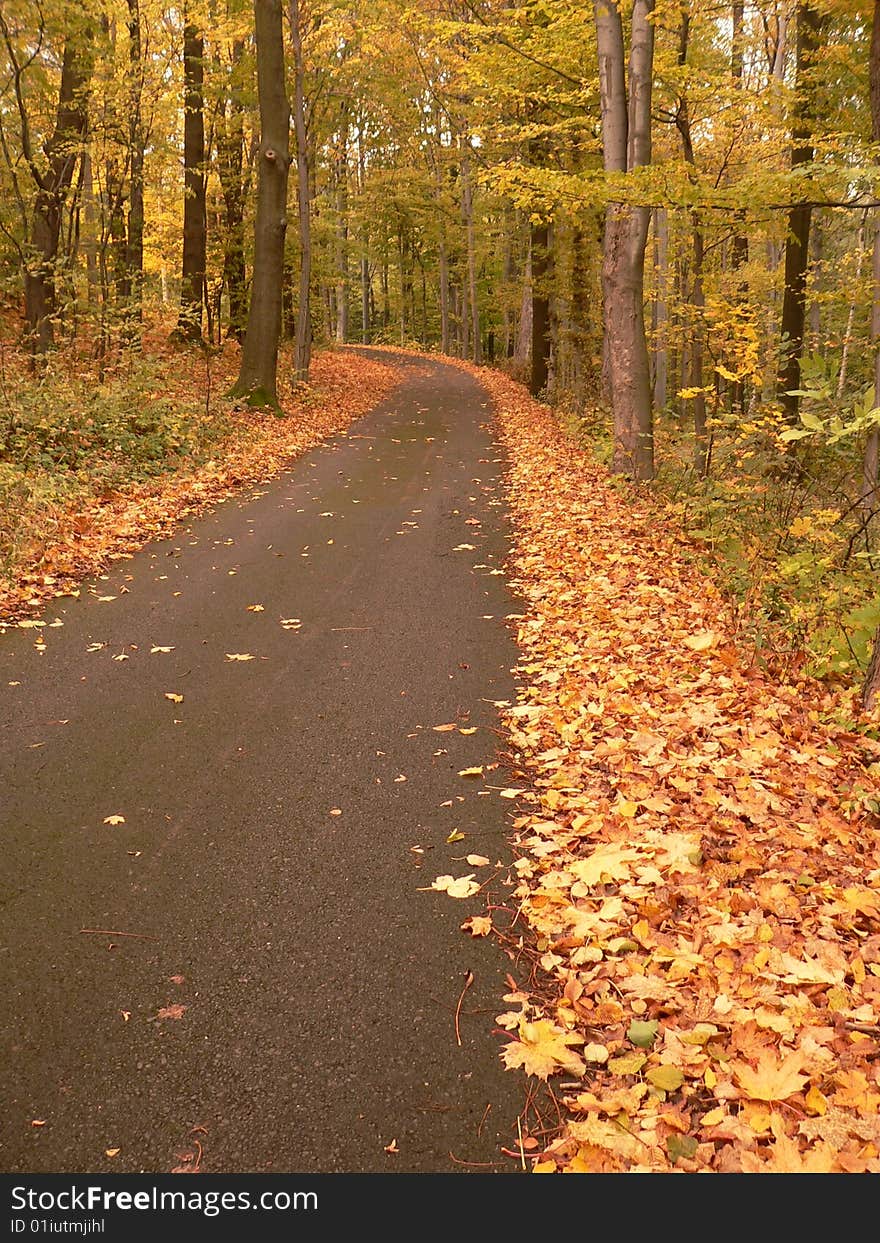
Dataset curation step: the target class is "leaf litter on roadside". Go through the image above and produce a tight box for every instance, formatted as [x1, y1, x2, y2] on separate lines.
[470, 366, 880, 1174]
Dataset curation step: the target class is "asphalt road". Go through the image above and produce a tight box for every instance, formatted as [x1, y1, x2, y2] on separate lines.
[0, 350, 527, 1174]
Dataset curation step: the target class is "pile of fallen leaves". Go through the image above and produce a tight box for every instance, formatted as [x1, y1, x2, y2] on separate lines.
[0, 345, 398, 621]
[476, 368, 880, 1173]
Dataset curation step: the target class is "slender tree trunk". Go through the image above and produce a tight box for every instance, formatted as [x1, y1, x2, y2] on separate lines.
[862, 2, 880, 514]
[460, 145, 481, 364]
[652, 207, 668, 410]
[290, 0, 312, 381]
[230, 0, 290, 405]
[125, 0, 144, 340]
[217, 37, 248, 341]
[530, 221, 550, 396]
[177, 15, 207, 339]
[595, 0, 655, 479]
[334, 121, 349, 344]
[514, 244, 532, 372]
[676, 12, 708, 474]
[778, 3, 824, 422]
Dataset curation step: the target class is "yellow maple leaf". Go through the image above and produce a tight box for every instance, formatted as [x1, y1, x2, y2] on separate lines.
[225, 653, 255, 662]
[732, 1049, 808, 1103]
[570, 843, 640, 887]
[502, 1020, 586, 1081]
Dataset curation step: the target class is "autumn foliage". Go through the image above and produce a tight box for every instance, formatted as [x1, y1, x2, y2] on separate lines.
[0, 345, 398, 621]
[476, 369, 880, 1173]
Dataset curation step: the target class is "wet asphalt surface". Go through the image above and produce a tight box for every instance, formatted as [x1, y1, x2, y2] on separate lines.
[0, 350, 528, 1174]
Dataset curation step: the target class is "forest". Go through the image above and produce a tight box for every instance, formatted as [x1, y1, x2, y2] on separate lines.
[3, 1, 880, 697]
[3, 0, 880, 1182]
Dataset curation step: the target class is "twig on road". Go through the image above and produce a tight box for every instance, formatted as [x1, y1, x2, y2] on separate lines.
[454, 970, 474, 1046]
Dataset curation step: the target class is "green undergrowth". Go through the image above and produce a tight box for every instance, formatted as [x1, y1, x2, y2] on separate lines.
[0, 353, 234, 573]
[555, 397, 879, 692]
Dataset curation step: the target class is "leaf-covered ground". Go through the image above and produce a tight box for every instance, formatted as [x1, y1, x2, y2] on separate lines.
[474, 369, 880, 1173]
[0, 346, 398, 622]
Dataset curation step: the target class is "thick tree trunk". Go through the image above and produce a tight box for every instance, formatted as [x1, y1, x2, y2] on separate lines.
[14, 34, 93, 354]
[177, 17, 207, 339]
[291, 0, 312, 382]
[595, 0, 655, 479]
[230, 0, 290, 405]
[778, 4, 824, 422]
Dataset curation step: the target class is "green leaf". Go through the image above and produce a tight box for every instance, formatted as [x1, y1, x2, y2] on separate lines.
[646, 1065, 685, 1093]
[666, 1133, 698, 1165]
[627, 1020, 659, 1049]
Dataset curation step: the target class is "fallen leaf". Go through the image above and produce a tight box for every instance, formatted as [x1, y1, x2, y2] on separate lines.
[502, 1019, 586, 1081]
[732, 1050, 808, 1103]
[458, 766, 484, 778]
[103, 815, 125, 826]
[461, 915, 492, 937]
[683, 630, 718, 651]
[157, 1004, 187, 1021]
[164, 693, 184, 703]
[225, 653, 255, 661]
[430, 874, 480, 898]
[105, 1148, 120, 1159]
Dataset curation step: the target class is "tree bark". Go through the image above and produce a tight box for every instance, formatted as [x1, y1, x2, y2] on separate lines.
[0, 15, 94, 355]
[231, 0, 290, 405]
[216, 37, 249, 341]
[177, 15, 207, 339]
[290, 0, 312, 382]
[595, 0, 655, 479]
[125, 0, 144, 340]
[652, 207, 668, 410]
[778, 4, 824, 422]
[530, 221, 550, 396]
[460, 144, 481, 364]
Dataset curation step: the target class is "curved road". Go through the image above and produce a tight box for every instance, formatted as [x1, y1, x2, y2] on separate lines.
[0, 350, 526, 1174]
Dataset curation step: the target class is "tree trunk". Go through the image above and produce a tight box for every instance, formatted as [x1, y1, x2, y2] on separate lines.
[652, 207, 668, 410]
[177, 16, 207, 339]
[290, 0, 312, 381]
[19, 36, 93, 353]
[530, 221, 550, 396]
[217, 37, 248, 342]
[778, 3, 824, 422]
[676, 12, 708, 474]
[862, 2, 880, 513]
[125, 0, 144, 341]
[595, 0, 655, 479]
[460, 146, 481, 364]
[230, 0, 290, 405]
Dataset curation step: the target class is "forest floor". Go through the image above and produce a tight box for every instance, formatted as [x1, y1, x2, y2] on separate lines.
[0, 338, 399, 620]
[2, 342, 880, 1174]
[474, 366, 880, 1173]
